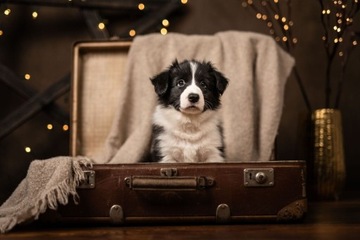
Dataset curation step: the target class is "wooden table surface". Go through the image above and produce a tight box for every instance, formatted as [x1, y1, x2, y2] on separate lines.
[2, 194, 360, 240]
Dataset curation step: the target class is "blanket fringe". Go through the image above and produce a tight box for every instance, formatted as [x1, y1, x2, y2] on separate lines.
[0, 157, 92, 233]
[36, 157, 93, 217]
[0, 217, 17, 234]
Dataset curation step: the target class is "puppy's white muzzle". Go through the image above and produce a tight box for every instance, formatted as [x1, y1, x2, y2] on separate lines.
[180, 84, 205, 114]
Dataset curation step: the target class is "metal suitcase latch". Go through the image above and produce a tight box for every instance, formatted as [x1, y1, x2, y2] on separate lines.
[244, 168, 274, 187]
[77, 170, 95, 189]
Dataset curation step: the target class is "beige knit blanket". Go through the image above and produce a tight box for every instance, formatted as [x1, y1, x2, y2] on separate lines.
[94, 31, 295, 164]
[0, 31, 294, 233]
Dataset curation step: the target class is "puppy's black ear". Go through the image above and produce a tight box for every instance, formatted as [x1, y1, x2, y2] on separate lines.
[207, 62, 229, 95]
[214, 70, 229, 95]
[150, 71, 170, 96]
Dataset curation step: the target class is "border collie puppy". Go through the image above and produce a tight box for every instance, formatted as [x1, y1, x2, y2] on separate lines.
[149, 59, 229, 163]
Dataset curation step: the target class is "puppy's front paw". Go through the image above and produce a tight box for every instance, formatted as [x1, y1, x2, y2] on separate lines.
[159, 158, 178, 163]
[205, 157, 225, 163]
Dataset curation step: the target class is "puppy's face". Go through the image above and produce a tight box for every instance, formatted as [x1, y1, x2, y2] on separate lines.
[151, 60, 228, 114]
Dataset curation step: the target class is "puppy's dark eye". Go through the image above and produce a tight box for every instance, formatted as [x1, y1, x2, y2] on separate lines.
[176, 79, 185, 87]
[200, 81, 207, 89]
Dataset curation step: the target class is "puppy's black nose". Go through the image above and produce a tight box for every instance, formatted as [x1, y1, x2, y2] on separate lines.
[188, 93, 200, 103]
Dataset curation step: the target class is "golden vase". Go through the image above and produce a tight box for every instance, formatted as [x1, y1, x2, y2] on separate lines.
[311, 109, 346, 200]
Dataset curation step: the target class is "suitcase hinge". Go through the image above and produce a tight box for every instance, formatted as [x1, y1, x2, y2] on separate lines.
[77, 170, 95, 189]
[216, 204, 231, 223]
[160, 168, 178, 177]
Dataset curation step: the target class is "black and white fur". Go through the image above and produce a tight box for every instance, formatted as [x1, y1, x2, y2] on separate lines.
[149, 59, 229, 163]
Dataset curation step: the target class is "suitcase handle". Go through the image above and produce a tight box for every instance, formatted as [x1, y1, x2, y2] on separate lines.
[124, 176, 214, 191]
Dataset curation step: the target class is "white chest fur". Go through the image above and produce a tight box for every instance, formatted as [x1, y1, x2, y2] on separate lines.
[153, 106, 225, 163]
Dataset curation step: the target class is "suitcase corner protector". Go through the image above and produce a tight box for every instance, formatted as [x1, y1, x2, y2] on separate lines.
[277, 199, 307, 222]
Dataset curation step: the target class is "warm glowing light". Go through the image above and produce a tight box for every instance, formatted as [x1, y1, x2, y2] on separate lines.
[160, 28, 168, 35]
[274, 14, 279, 20]
[24, 74, 31, 80]
[32, 11, 38, 19]
[98, 22, 105, 30]
[353, 40, 358, 46]
[282, 36, 288, 42]
[4, 9, 11, 16]
[256, 13, 262, 19]
[25, 147, 31, 153]
[262, 15, 267, 20]
[47, 124, 53, 130]
[281, 17, 286, 23]
[283, 24, 289, 30]
[0, 30, 3, 36]
[346, 18, 352, 23]
[162, 19, 169, 27]
[138, 3, 145, 10]
[129, 29, 136, 37]
[63, 124, 69, 131]
[181, 0, 188, 4]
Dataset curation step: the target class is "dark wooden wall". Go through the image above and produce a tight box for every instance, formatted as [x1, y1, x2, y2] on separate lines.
[0, 0, 359, 203]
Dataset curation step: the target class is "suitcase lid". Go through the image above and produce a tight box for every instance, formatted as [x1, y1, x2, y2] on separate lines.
[71, 41, 131, 157]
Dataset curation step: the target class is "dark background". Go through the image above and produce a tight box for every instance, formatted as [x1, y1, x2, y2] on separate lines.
[0, 0, 359, 204]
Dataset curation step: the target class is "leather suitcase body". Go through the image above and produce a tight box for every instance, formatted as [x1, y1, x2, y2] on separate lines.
[55, 162, 307, 224]
[56, 41, 307, 224]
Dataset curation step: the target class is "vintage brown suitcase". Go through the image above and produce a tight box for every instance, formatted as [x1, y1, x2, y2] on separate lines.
[49, 41, 307, 224]
[53, 162, 307, 224]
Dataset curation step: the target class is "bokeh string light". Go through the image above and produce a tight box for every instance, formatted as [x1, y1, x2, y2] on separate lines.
[0, 0, 187, 154]
[318, 0, 359, 108]
[125, 0, 189, 38]
[242, 0, 312, 111]
[320, 0, 359, 59]
[242, 0, 359, 110]
[242, 0, 297, 52]
[32, 11, 38, 19]
[25, 146, 31, 153]
[1, 8, 12, 37]
[0, 1, 186, 39]
[4, 8, 11, 16]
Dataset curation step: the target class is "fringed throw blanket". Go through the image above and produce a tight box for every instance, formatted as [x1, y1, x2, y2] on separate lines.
[0, 157, 92, 233]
